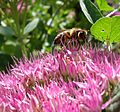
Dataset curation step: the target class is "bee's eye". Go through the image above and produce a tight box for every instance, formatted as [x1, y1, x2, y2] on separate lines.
[78, 31, 87, 40]
[78, 31, 86, 37]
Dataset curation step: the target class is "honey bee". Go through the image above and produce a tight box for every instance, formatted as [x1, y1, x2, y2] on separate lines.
[52, 28, 87, 52]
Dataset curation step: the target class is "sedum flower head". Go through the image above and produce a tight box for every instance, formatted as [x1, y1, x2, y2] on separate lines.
[0, 45, 120, 111]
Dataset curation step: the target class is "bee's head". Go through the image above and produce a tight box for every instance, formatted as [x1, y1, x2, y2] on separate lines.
[77, 30, 87, 40]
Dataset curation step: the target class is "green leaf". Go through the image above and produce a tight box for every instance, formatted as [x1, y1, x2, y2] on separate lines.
[2, 40, 22, 56]
[0, 52, 13, 71]
[24, 18, 39, 34]
[0, 26, 15, 36]
[90, 16, 120, 43]
[114, 0, 119, 3]
[79, 0, 103, 24]
[96, 0, 114, 11]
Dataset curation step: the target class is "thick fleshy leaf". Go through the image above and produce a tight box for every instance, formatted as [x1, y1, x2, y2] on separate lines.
[79, 0, 102, 24]
[96, 0, 114, 11]
[24, 18, 39, 34]
[0, 26, 15, 36]
[90, 16, 120, 43]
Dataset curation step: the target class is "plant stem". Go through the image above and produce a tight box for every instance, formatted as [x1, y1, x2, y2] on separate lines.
[106, 6, 120, 17]
[10, 1, 21, 37]
[21, 0, 28, 34]
[106, 9, 119, 17]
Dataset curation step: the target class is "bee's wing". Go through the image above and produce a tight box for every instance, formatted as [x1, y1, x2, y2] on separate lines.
[57, 29, 67, 34]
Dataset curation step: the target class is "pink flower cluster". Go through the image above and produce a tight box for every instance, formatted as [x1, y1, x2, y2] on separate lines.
[0, 46, 120, 112]
[17, 0, 26, 13]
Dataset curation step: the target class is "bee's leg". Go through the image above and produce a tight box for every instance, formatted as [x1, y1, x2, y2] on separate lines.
[66, 40, 71, 49]
[60, 35, 65, 46]
[60, 35, 67, 50]
[72, 38, 76, 47]
[71, 39, 80, 50]
[77, 40, 80, 50]
[67, 38, 75, 49]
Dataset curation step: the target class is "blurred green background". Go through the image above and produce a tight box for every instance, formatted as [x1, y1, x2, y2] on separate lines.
[0, 0, 118, 71]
